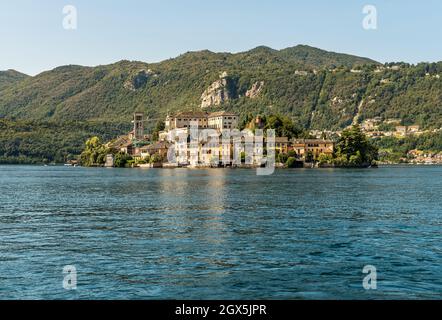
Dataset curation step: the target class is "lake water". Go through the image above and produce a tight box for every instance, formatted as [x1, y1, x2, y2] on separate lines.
[0, 165, 440, 299]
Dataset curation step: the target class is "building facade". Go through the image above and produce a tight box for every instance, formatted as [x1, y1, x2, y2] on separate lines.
[207, 111, 238, 131]
[165, 112, 209, 131]
[165, 111, 238, 132]
[291, 139, 334, 160]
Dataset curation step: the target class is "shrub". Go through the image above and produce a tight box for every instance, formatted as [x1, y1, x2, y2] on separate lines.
[286, 157, 297, 168]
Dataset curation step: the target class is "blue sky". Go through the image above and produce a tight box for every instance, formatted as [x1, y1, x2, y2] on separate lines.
[1, 0, 441, 75]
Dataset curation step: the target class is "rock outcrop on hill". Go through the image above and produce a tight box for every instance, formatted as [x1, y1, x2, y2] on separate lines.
[246, 81, 264, 99]
[124, 69, 156, 91]
[201, 72, 232, 108]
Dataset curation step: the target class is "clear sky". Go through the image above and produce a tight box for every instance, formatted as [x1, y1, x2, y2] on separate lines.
[1, 0, 441, 75]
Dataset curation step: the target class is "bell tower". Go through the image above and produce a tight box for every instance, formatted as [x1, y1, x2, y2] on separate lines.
[133, 112, 144, 140]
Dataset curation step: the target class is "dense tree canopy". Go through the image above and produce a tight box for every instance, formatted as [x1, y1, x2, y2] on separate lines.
[334, 125, 379, 166]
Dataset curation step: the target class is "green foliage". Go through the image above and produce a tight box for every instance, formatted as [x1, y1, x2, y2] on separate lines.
[305, 151, 314, 163]
[80, 136, 111, 167]
[0, 45, 380, 126]
[240, 151, 246, 163]
[286, 157, 298, 168]
[0, 119, 127, 164]
[318, 153, 334, 164]
[136, 156, 149, 165]
[374, 131, 442, 162]
[0, 69, 29, 91]
[149, 154, 163, 164]
[278, 45, 378, 69]
[287, 150, 297, 158]
[262, 114, 303, 139]
[114, 152, 133, 168]
[334, 125, 379, 166]
[151, 120, 165, 141]
[277, 152, 289, 164]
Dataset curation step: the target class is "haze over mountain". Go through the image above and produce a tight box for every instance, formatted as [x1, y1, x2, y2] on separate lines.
[1, 44, 442, 163]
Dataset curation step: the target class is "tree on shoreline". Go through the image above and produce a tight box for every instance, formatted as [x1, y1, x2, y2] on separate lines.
[80, 136, 111, 167]
[334, 125, 378, 167]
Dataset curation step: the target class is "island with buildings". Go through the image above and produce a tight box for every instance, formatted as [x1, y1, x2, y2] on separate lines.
[79, 111, 381, 169]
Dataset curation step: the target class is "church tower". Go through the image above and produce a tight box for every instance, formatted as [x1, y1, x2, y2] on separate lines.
[133, 112, 144, 140]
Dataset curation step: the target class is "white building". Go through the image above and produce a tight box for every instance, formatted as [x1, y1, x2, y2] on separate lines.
[164, 111, 238, 132]
[207, 111, 238, 131]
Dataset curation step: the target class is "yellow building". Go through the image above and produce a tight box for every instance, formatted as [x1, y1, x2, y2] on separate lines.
[273, 137, 290, 154]
[291, 139, 334, 159]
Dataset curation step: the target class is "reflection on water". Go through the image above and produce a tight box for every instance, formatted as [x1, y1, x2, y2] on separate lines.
[0, 165, 441, 299]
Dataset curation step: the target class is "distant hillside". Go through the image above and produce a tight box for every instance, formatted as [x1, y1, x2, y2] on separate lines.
[0, 69, 29, 91]
[1, 44, 442, 163]
[279, 45, 378, 68]
[0, 45, 380, 124]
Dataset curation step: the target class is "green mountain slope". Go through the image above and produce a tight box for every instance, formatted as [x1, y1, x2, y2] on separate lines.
[0, 45, 379, 123]
[1, 45, 442, 163]
[0, 69, 29, 91]
[279, 45, 378, 68]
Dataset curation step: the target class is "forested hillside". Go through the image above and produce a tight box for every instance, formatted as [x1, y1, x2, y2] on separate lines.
[1, 44, 441, 163]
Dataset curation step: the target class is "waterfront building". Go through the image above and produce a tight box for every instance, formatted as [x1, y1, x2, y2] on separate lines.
[274, 137, 290, 154]
[140, 141, 170, 159]
[291, 139, 334, 160]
